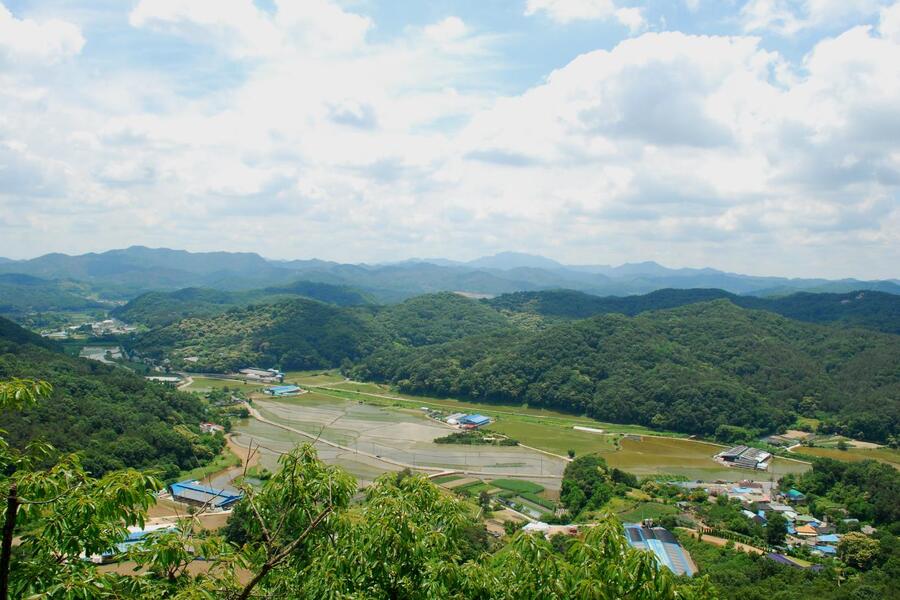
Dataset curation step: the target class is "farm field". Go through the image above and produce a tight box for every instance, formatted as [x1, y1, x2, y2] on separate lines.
[605, 436, 809, 480]
[318, 384, 675, 437]
[231, 388, 810, 485]
[183, 376, 264, 393]
[231, 393, 568, 486]
[318, 386, 810, 481]
[793, 445, 900, 469]
[489, 419, 618, 456]
[283, 370, 347, 386]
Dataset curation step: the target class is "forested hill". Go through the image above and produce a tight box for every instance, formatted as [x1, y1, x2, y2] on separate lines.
[112, 280, 373, 327]
[0, 316, 216, 477]
[374, 292, 511, 346]
[487, 288, 900, 334]
[132, 297, 385, 372]
[0, 273, 103, 315]
[352, 300, 900, 442]
[130, 293, 513, 372]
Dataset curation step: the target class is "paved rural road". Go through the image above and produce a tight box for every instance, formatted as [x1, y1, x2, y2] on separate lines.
[241, 402, 563, 480]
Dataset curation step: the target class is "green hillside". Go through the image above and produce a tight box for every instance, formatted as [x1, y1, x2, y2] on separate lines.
[375, 291, 511, 346]
[112, 280, 372, 327]
[487, 288, 900, 334]
[0, 316, 219, 477]
[0, 273, 103, 315]
[131, 292, 513, 372]
[352, 300, 900, 442]
[131, 297, 386, 372]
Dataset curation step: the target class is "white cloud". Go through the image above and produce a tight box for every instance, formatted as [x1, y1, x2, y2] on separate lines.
[0, 2, 83, 63]
[525, 0, 616, 23]
[614, 7, 646, 33]
[524, 0, 646, 33]
[424, 16, 468, 42]
[0, 0, 898, 277]
[741, 0, 885, 35]
[881, 1, 900, 40]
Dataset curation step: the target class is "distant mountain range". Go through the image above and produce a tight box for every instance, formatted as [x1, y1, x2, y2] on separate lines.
[0, 246, 897, 302]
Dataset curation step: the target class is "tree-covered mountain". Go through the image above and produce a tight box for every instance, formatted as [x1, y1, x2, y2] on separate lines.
[112, 280, 373, 327]
[487, 288, 900, 334]
[374, 292, 511, 346]
[0, 273, 104, 316]
[131, 298, 387, 372]
[130, 292, 513, 372]
[0, 316, 218, 477]
[352, 300, 900, 442]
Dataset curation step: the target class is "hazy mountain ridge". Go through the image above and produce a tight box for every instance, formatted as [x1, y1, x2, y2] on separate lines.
[1, 246, 897, 301]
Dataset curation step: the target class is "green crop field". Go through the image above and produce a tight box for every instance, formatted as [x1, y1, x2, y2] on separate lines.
[490, 479, 544, 494]
[456, 481, 491, 495]
[795, 446, 900, 469]
[518, 492, 556, 510]
[283, 370, 347, 386]
[490, 419, 619, 456]
[184, 377, 264, 392]
[614, 502, 678, 523]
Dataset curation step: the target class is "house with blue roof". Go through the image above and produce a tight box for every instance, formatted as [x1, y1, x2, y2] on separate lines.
[817, 533, 841, 545]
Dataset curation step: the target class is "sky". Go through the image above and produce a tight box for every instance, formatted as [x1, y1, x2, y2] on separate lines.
[0, 0, 899, 279]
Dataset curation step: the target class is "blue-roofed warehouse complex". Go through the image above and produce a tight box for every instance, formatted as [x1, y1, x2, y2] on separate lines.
[169, 480, 243, 509]
[264, 384, 302, 397]
[623, 524, 696, 577]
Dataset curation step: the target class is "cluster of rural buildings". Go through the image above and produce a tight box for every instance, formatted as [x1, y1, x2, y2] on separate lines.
[239, 367, 284, 382]
[698, 480, 870, 558]
[43, 318, 135, 339]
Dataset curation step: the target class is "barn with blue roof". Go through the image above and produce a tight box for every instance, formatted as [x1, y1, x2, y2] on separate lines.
[458, 414, 491, 428]
[264, 384, 302, 397]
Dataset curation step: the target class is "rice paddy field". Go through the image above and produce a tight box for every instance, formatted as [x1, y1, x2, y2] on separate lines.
[232, 387, 811, 486]
[792, 445, 900, 469]
[232, 392, 567, 488]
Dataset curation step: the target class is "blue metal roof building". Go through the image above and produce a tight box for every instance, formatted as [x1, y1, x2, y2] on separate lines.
[459, 414, 491, 427]
[264, 384, 302, 397]
[623, 524, 696, 577]
[170, 480, 243, 509]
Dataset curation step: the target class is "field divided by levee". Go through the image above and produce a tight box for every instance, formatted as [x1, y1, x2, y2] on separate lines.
[232, 391, 568, 488]
[234, 376, 811, 483]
